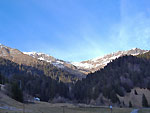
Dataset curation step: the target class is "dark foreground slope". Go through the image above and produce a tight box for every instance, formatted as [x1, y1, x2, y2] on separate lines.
[73, 54, 150, 106]
[0, 57, 70, 101]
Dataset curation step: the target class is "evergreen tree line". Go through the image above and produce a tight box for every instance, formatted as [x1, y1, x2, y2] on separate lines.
[73, 55, 150, 105]
[0, 57, 78, 83]
[0, 73, 23, 102]
[1, 52, 150, 106]
[0, 72, 69, 102]
[0, 57, 70, 102]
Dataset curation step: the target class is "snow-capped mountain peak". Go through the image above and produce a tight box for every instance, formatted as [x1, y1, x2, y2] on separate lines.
[72, 48, 149, 73]
[23, 48, 149, 74]
[0, 44, 9, 49]
[1, 44, 149, 76]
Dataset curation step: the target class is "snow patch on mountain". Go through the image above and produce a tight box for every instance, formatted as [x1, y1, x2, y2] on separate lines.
[71, 48, 149, 72]
[23, 52, 47, 56]
[72, 62, 93, 69]
[23, 52, 66, 69]
[38, 57, 45, 61]
[0, 44, 8, 49]
[23, 48, 149, 74]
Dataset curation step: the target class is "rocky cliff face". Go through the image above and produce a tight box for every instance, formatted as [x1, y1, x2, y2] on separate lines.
[0, 44, 38, 65]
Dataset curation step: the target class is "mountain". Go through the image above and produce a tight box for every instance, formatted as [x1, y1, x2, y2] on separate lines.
[73, 54, 150, 107]
[0, 44, 80, 82]
[0, 57, 70, 101]
[23, 48, 149, 75]
[1, 43, 149, 76]
[0, 44, 38, 65]
[1, 43, 150, 107]
[1, 43, 148, 75]
[23, 52, 85, 78]
[72, 48, 148, 73]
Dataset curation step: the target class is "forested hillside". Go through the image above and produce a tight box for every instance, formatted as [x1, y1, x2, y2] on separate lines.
[0, 44, 80, 83]
[0, 57, 78, 83]
[1, 52, 150, 106]
[73, 55, 150, 105]
[0, 57, 70, 101]
[137, 51, 150, 60]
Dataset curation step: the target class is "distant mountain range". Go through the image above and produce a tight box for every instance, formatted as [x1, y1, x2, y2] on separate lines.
[24, 48, 149, 74]
[0, 43, 149, 78]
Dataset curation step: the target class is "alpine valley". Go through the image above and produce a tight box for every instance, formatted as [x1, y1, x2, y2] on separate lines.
[0, 43, 150, 107]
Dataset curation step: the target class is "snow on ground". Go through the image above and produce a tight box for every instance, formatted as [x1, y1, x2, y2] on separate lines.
[38, 57, 45, 61]
[72, 62, 94, 69]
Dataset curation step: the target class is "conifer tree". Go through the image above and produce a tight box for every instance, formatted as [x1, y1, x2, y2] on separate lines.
[142, 94, 148, 107]
[11, 82, 23, 102]
[129, 101, 132, 108]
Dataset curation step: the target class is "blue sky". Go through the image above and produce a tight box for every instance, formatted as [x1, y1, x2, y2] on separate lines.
[0, 0, 150, 62]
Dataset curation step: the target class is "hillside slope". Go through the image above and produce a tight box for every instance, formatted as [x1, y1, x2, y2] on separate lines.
[0, 57, 70, 101]
[0, 44, 80, 82]
[0, 90, 134, 113]
[23, 52, 85, 78]
[73, 55, 150, 107]
[0, 44, 39, 66]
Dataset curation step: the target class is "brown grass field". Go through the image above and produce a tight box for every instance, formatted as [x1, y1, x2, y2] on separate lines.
[0, 91, 150, 113]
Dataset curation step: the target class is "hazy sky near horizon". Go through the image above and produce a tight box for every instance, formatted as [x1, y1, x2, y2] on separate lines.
[0, 0, 150, 62]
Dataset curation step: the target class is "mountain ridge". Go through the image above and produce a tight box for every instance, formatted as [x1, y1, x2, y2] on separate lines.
[0, 43, 149, 76]
[23, 52, 86, 78]
[0, 44, 81, 82]
[72, 48, 149, 73]
[1, 43, 150, 106]
[23, 48, 149, 74]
